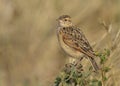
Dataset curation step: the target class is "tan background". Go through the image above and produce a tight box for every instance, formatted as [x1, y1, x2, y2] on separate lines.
[0, 0, 120, 86]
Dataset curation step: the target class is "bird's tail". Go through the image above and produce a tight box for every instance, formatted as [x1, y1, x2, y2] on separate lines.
[88, 56, 99, 72]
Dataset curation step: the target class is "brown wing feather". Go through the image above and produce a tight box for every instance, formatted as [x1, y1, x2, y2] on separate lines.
[61, 26, 95, 57]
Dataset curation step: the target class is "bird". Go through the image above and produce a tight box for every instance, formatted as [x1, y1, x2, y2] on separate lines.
[56, 15, 99, 71]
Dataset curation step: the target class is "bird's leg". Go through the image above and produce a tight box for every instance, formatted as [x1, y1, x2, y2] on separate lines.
[74, 55, 85, 66]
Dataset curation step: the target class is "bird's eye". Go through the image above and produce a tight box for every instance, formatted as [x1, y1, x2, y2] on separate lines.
[64, 19, 67, 21]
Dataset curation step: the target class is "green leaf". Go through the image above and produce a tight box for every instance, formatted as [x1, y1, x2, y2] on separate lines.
[104, 49, 110, 56]
[103, 67, 111, 72]
[90, 79, 99, 86]
[100, 55, 107, 64]
[103, 76, 108, 81]
[54, 76, 61, 86]
[96, 52, 102, 57]
[98, 81, 102, 86]
[92, 79, 99, 82]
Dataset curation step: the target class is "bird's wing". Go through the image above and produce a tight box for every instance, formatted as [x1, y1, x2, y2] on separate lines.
[61, 26, 95, 57]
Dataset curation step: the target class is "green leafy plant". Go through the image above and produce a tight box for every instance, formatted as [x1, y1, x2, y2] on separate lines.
[53, 49, 111, 86]
[96, 49, 111, 86]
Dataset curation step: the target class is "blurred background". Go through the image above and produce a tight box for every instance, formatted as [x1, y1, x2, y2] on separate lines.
[0, 0, 120, 86]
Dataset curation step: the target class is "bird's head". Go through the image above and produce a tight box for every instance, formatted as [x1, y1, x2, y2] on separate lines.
[57, 15, 73, 27]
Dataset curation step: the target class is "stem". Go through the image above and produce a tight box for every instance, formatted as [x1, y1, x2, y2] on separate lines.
[101, 64, 105, 86]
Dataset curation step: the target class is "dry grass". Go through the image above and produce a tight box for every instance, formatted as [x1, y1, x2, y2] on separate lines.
[0, 0, 120, 86]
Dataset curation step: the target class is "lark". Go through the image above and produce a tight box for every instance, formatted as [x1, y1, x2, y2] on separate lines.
[56, 15, 99, 71]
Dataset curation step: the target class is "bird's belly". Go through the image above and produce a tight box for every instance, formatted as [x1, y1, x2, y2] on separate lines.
[58, 33, 82, 58]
